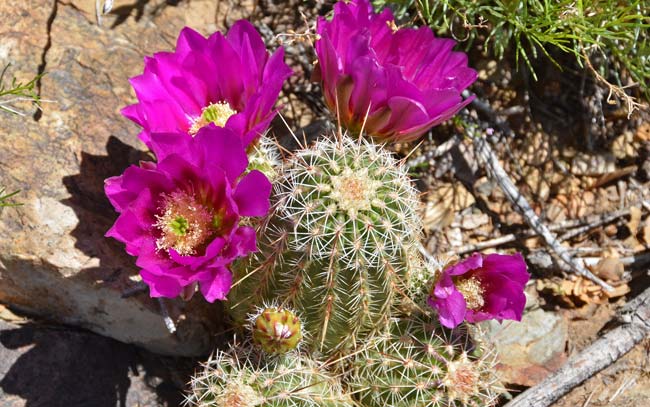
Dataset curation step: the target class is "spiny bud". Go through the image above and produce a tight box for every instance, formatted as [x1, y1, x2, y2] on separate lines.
[251, 307, 303, 355]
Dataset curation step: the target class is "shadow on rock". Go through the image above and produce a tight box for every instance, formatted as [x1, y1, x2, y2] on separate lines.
[62, 136, 151, 285]
[109, 0, 182, 29]
[0, 322, 187, 407]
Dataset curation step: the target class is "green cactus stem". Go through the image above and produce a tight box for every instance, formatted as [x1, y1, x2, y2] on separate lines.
[185, 347, 355, 407]
[228, 135, 423, 357]
[349, 314, 504, 407]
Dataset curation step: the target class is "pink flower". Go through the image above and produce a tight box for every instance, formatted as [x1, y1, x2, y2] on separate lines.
[104, 125, 272, 302]
[122, 21, 292, 154]
[313, 0, 476, 143]
[428, 253, 529, 329]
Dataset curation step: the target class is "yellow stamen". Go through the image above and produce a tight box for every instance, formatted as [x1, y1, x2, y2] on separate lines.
[455, 276, 485, 310]
[154, 190, 214, 256]
[189, 101, 237, 136]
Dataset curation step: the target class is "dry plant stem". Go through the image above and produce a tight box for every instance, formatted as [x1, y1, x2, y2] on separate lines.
[558, 204, 646, 241]
[473, 133, 613, 291]
[505, 286, 650, 407]
[581, 46, 647, 118]
[451, 205, 641, 255]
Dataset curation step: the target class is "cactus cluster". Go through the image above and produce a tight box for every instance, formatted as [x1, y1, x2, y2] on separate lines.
[350, 314, 502, 407]
[187, 134, 506, 407]
[228, 136, 423, 356]
[185, 346, 354, 407]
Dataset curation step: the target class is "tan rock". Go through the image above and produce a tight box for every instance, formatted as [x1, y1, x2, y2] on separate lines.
[0, 0, 254, 355]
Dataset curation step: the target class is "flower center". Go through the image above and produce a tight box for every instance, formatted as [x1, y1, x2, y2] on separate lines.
[330, 167, 380, 215]
[455, 276, 485, 310]
[154, 190, 214, 256]
[189, 101, 237, 136]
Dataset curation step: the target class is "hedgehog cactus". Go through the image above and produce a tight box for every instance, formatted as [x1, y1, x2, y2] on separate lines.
[248, 135, 282, 181]
[228, 135, 423, 356]
[349, 314, 503, 407]
[185, 347, 354, 407]
[251, 306, 303, 355]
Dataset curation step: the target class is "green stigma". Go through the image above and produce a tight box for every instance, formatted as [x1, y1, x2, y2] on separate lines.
[189, 101, 237, 135]
[212, 213, 223, 230]
[169, 216, 189, 236]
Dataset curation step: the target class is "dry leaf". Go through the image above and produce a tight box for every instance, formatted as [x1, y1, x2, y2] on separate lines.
[590, 257, 624, 281]
[423, 182, 475, 232]
[571, 152, 616, 176]
[460, 212, 489, 230]
[537, 275, 629, 307]
[635, 122, 650, 142]
[611, 131, 638, 159]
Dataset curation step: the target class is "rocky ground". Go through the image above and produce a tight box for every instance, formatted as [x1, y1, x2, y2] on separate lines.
[1, 0, 649, 406]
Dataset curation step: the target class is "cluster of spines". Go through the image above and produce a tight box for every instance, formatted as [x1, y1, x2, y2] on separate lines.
[247, 135, 282, 181]
[185, 346, 355, 407]
[279, 136, 421, 270]
[349, 314, 503, 407]
[228, 135, 423, 356]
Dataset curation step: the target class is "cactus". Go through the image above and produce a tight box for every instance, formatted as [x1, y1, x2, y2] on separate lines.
[247, 135, 281, 181]
[406, 255, 455, 312]
[349, 314, 503, 407]
[250, 306, 303, 355]
[185, 347, 355, 407]
[228, 135, 423, 357]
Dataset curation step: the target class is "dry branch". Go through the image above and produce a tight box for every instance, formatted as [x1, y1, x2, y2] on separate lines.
[505, 286, 650, 407]
[451, 204, 642, 255]
[473, 133, 613, 291]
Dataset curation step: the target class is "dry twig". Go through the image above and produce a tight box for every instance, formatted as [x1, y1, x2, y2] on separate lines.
[473, 132, 613, 291]
[505, 285, 650, 407]
[451, 204, 644, 255]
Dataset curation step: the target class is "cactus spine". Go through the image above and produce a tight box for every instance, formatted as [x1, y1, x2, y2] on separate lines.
[349, 314, 503, 407]
[185, 347, 354, 407]
[228, 135, 422, 357]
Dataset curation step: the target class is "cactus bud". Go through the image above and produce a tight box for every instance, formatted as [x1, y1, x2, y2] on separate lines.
[251, 307, 303, 355]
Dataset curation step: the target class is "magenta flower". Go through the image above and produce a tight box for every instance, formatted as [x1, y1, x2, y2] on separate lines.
[122, 21, 292, 153]
[427, 253, 529, 329]
[104, 125, 272, 302]
[313, 0, 477, 143]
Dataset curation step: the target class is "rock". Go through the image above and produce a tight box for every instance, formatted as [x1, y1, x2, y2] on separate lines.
[0, 319, 189, 407]
[0, 0, 255, 355]
[479, 307, 568, 387]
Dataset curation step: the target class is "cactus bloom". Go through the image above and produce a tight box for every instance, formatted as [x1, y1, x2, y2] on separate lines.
[122, 21, 292, 154]
[105, 125, 272, 302]
[313, 0, 477, 142]
[428, 253, 529, 329]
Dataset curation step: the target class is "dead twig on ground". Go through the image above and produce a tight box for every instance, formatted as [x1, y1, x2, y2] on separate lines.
[450, 204, 644, 255]
[505, 285, 650, 407]
[473, 131, 613, 291]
